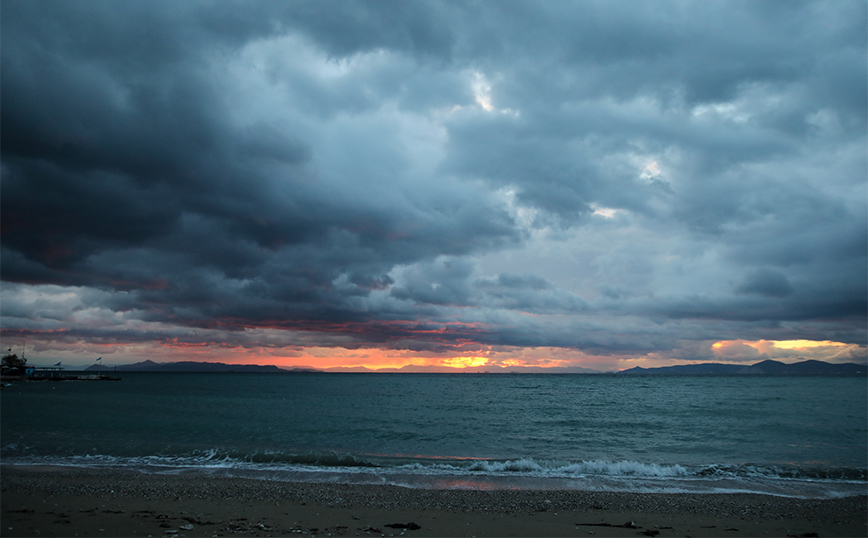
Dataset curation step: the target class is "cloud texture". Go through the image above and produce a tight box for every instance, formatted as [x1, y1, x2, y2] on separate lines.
[2, 0, 866, 368]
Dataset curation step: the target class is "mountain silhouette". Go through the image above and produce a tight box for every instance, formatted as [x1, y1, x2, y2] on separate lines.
[617, 359, 864, 375]
[84, 360, 285, 373]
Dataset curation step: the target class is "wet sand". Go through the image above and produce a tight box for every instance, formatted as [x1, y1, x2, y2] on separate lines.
[1, 466, 865, 537]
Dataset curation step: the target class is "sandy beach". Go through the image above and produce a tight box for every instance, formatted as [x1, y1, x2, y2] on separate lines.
[1, 466, 865, 537]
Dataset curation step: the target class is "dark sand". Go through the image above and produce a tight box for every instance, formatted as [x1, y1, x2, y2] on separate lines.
[1, 466, 865, 537]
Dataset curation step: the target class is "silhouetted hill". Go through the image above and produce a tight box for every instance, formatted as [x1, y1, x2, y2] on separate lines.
[84, 360, 288, 373]
[617, 359, 865, 375]
[84, 364, 114, 371]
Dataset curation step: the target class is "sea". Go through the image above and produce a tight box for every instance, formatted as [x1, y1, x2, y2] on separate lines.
[2, 373, 866, 499]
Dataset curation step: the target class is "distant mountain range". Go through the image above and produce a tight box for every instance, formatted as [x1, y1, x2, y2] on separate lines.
[80, 358, 865, 375]
[84, 360, 303, 373]
[616, 359, 865, 376]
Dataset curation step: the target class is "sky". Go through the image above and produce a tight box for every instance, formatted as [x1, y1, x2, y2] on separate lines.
[1, 0, 866, 372]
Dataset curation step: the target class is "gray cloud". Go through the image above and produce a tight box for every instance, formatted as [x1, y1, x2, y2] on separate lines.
[1, 0, 865, 366]
[735, 269, 794, 298]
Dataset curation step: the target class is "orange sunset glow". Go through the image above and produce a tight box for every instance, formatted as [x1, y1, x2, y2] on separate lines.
[766, 340, 848, 350]
[708, 339, 861, 364]
[712, 339, 850, 352]
[441, 356, 489, 368]
[9, 333, 865, 373]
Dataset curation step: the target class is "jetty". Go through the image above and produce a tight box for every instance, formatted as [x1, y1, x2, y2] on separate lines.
[1, 350, 120, 382]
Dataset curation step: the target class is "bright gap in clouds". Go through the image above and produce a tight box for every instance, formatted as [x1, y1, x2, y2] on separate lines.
[712, 339, 848, 350]
[441, 356, 489, 368]
[471, 71, 494, 111]
[710, 339, 861, 364]
[768, 340, 848, 350]
[591, 204, 618, 218]
[641, 161, 661, 179]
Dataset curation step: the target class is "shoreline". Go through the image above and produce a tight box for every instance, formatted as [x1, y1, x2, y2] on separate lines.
[2, 466, 866, 537]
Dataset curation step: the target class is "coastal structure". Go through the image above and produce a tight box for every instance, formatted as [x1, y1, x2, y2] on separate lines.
[23, 365, 65, 378]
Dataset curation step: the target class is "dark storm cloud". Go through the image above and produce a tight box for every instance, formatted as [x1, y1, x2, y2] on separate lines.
[736, 269, 794, 298]
[1, 0, 865, 362]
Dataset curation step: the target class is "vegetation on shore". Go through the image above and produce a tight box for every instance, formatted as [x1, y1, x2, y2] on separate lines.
[1, 353, 27, 376]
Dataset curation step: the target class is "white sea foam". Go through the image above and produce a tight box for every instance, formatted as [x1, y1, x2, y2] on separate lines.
[563, 460, 690, 477]
[467, 458, 545, 473]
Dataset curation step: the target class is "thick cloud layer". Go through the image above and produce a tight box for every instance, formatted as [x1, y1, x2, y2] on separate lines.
[2, 0, 865, 368]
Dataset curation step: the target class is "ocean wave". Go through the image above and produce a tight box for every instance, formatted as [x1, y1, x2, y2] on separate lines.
[3, 450, 865, 488]
[696, 463, 867, 482]
[456, 458, 691, 478]
[57, 449, 382, 469]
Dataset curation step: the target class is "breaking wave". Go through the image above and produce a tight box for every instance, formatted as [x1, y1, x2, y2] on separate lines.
[4, 447, 865, 494]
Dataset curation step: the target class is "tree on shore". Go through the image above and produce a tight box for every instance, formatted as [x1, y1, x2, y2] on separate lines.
[1, 353, 27, 375]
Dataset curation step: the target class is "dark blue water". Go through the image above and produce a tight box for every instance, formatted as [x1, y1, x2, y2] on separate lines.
[2, 373, 865, 497]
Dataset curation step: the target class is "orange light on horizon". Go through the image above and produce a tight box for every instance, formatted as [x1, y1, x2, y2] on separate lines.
[767, 339, 847, 350]
[712, 339, 849, 351]
[440, 356, 489, 368]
